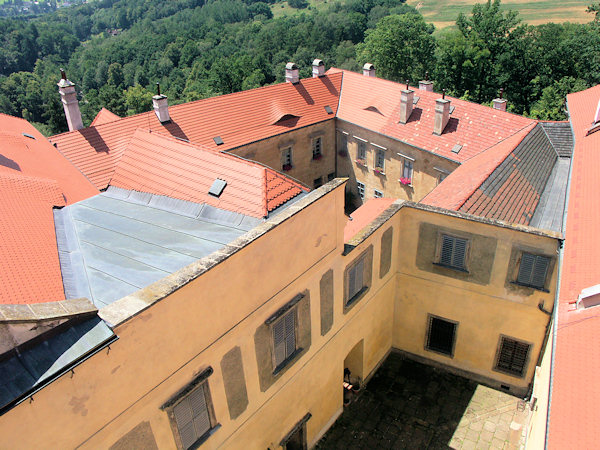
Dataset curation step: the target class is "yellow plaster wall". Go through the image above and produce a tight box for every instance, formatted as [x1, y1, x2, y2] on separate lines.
[335, 122, 459, 204]
[525, 320, 554, 449]
[227, 120, 336, 189]
[393, 207, 558, 395]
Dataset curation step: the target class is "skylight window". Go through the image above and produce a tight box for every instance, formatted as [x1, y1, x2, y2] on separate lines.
[213, 136, 224, 145]
[451, 144, 462, 154]
[208, 179, 227, 197]
[324, 105, 333, 114]
[413, 96, 420, 105]
[22, 133, 35, 140]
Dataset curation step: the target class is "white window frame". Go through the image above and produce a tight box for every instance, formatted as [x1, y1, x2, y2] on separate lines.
[402, 159, 413, 181]
[281, 146, 293, 170]
[357, 140, 367, 160]
[357, 181, 365, 200]
[374, 189, 383, 198]
[375, 149, 385, 171]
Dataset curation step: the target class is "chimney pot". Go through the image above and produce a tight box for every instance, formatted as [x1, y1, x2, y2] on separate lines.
[399, 89, 414, 124]
[419, 72, 433, 91]
[285, 62, 299, 84]
[362, 63, 376, 77]
[493, 88, 507, 111]
[153, 94, 170, 123]
[312, 59, 325, 78]
[433, 98, 451, 135]
[57, 71, 84, 131]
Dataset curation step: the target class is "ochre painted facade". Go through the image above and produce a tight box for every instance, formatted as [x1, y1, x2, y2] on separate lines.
[335, 120, 459, 205]
[0, 181, 559, 449]
[227, 120, 337, 189]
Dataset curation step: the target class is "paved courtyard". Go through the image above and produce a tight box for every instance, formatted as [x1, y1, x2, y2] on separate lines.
[316, 353, 529, 449]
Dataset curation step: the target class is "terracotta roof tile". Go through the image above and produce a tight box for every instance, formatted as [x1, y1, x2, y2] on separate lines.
[51, 73, 342, 190]
[332, 69, 535, 163]
[0, 114, 99, 305]
[548, 85, 600, 449]
[344, 198, 395, 242]
[110, 129, 307, 218]
[90, 107, 121, 126]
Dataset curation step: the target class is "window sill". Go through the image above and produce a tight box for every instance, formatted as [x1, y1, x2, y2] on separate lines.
[493, 366, 525, 379]
[272, 347, 304, 376]
[189, 423, 221, 450]
[425, 346, 454, 358]
[510, 281, 549, 293]
[312, 154, 323, 161]
[432, 262, 469, 273]
[373, 169, 386, 176]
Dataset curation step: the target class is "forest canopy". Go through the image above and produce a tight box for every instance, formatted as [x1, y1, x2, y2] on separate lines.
[0, 0, 598, 135]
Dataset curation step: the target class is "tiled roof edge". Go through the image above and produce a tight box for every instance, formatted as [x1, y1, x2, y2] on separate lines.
[98, 178, 347, 328]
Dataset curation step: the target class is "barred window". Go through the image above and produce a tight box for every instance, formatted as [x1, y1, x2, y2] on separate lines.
[374, 189, 383, 198]
[495, 336, 531, 377]
[312, 137, 322, 159]
[346, 257, 365, 305]
[357, 181, 365, 200]
[439, 235, 468, 270]
[517, 253, 550, 289]
[426, 316, 457, 356]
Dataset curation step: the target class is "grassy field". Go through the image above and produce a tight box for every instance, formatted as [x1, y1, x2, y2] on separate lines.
[406, 0, 593, 29]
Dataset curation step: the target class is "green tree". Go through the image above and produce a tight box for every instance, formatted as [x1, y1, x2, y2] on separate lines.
[356, 13, 435, 83]
[124, 84, 153, 115]
[530, 77, 588, 120]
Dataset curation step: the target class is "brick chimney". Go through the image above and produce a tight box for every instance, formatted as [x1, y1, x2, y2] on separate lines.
[57, 69, 84, 131]
[312, 59, 325, 78]
[493, 88, 507, 112]
[433, 93, 451, 136]
[152, 83, 170, 123]
[399, 86, 414, 124]
[419, 71, 433, 92]
[363, 63, 376, 77]
[285, 62, 299, 84]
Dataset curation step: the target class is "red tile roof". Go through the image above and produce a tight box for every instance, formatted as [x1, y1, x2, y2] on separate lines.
[50, 73, 342, 190]
[331, 68, 535, 163]
[423, 124, 535, 210]
[0, 114, 99, 305]
[90, 107, 121, 126]
[111, 129, 307, 218]
[344, 197, 395, 242]
[548, 85, 600, 449]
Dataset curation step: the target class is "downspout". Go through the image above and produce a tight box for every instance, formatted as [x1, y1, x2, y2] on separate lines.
[544, 100, 575, 449]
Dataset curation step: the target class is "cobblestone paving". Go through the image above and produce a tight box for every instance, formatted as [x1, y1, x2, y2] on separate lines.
[316, 354, 528, 449]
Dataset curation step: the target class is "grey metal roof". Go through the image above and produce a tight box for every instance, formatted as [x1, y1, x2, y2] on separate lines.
[55, 189, 261, 308]
[0, 316, 114, 413]
[530, 157, 571, 233]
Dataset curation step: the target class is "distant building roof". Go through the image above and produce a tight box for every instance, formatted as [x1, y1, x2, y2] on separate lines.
[548, 84, 600, 449]
[90, 107, 121, 126]
[50, 73, 342, 189]
[111, 129, 306, 218]
[330, 68, 535, 163]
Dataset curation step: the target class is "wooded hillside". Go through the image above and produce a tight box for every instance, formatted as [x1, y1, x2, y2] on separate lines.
[0, 0, 598, 135]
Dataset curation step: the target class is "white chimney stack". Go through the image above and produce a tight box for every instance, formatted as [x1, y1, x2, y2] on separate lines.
[433, 94, 451, 136]
[399, 86, 414, 124]
[419, 71, 433, 92]
[152, 83, 170, 123]
[285, 62, 299, 84]
[493, 88, 507, 112]
[57, 69, 84, 132]
[363, 63, 376, 77]
[312, 59, 325, 78]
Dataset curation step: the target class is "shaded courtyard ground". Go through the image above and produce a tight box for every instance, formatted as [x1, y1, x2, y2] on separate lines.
[316, 353, 529, 449]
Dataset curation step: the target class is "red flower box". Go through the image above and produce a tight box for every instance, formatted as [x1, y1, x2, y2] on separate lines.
[282, 164, 293, 171]
[355, 159, 367, 166]
[313, 153, 323, 160]
[399, 177, 412, 185]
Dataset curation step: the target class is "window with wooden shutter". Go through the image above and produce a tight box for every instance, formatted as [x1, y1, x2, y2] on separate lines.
[517, 253, 550, 289]
[346, 257, 365, 307]
[173, 384, 213, 449]
[439, 235, 468, 270]
[273, 309, 297, 369]
[495, 336, 531, 377]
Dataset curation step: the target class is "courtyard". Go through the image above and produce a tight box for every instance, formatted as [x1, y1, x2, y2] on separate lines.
[316, 353, 529, 449]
